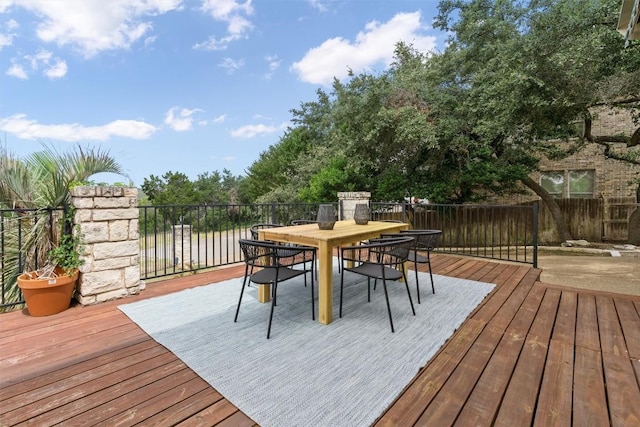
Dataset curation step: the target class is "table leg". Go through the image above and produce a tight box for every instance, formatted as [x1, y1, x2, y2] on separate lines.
[258, 284, 271, 302]
[318, 241, 333, 324]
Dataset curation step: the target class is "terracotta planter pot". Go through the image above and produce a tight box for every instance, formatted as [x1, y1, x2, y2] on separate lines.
[17, 268, 78, 316]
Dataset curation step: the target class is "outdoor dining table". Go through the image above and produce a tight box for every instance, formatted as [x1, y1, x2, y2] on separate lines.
[258, 220, 409, 324]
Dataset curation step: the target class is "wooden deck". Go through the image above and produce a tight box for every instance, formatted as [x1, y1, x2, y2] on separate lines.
[1, 255, 639, 426]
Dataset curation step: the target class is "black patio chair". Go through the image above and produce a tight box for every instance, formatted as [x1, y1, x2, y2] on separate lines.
[339, 236, 416, 332]
[396, 229, 442, 303]
[236, 239, 316, 339]
[336, 219, 405, 271]
[250, 223, 283, 240]
[247, 223, 317, 286]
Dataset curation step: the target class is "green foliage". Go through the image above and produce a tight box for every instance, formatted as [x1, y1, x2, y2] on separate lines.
[0, 142, 125, 305]
[0, 142, 127, 209]
[48, 229, 84, 275]
[243, 127, 313, 202]
[141, 169, 246, 206]
[299, 157, 357, 202]
[47, 208, 84, 276]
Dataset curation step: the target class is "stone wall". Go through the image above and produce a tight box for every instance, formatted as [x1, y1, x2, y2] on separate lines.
[72, 186, 144, 305]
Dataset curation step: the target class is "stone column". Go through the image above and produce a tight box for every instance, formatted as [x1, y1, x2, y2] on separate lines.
[72, 186, 144, 305]
[337, 191, 371, 220]
[172, 224, 192, 270]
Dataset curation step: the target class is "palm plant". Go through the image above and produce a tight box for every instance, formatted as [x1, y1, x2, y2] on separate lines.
[0, 143, 128, 308]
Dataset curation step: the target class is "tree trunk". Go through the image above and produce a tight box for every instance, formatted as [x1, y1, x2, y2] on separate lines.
[521, 176, 573, 242]
[629, 183, 640, 245]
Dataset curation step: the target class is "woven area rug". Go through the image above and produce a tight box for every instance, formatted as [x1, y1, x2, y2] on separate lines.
[119, 263, 495, 427]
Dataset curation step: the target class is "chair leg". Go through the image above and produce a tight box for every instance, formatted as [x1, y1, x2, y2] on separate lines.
[414, 260, 421, 304]
[246, 265, 254, 287]
[272, 281, 277, 306]
[381, 280, 395, 333]
[403, 269, 416, 316]
[235, 268, 250, 322]
[267, 282, 278, 339]
[428, 253, 435, 294]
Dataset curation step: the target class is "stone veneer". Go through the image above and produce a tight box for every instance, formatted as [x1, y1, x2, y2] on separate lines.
[338, 191, 371, 220]
[72, 186, 144, 305]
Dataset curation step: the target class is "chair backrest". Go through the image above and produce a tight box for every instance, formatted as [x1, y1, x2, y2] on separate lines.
[399, 229, 442, 251]
[239, 238, 315, 268]
[291, 220, 317, 225]
[250, 223, 282, 240]
[239, 239, 276, 268]
[347, 236, 414, 267]
[372, 236, 415, 266]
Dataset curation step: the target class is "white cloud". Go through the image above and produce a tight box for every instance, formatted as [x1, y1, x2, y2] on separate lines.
[307, 0, 329, 13]
[44, 58, 67, 79]
[219, 57, 244, 74]
[6, 18, 19, 30]
[6, 63, 27, 79]
[291, 11, 437, 86]
[212, 114, 227, 124]
[231, 122, 287, 138]
[0, 114, 157, 141]
[194, 0, 253, 50]
[264, 54, 280, 79]
[164, 106, 203, 131]
[0, 18, 18, 50]
[0, 3, 14, 14]
[6, 0, 183, 58]
[5, 49, 67, 79]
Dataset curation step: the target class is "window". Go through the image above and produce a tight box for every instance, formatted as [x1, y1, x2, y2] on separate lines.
[540, 171, 564, 197]
[540, 169, 595, 198]
[568, 170, 594, 198]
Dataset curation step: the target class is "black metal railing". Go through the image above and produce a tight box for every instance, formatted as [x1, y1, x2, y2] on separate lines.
[138, 202, 326, 280]
[1, 202, 537, 308]
[0, 207, 65, 310]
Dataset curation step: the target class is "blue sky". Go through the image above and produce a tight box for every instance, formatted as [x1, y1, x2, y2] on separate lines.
[1, 0, 445, 186]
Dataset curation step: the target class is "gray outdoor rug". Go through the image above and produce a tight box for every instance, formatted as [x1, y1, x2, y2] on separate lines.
[119, 262, 495, 427]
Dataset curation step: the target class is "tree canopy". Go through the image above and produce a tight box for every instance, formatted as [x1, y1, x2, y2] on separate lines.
[141, 168, 247, 206]
[241, 0, 639, 241]
[138, 0, 638, 241]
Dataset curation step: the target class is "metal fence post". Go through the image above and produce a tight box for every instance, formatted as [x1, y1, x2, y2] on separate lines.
[270, 202, 277, 224]
[532, 201, 539, 268]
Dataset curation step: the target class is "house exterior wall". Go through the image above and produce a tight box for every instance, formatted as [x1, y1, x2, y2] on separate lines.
[505, 106, 639, 202]
[533, 142, 640, 200]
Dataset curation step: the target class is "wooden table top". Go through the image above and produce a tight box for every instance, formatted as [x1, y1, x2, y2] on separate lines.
[259, 220, 409, 247]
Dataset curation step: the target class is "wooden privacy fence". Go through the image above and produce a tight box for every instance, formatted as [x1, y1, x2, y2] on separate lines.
[604, 197, 639, 241]
[532, 197, 638, 243]
[371, 202, 538, 266]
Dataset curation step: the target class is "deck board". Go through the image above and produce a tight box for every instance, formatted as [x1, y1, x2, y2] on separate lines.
[2, 255, 640, 426]
[573, 346, 609, 426]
